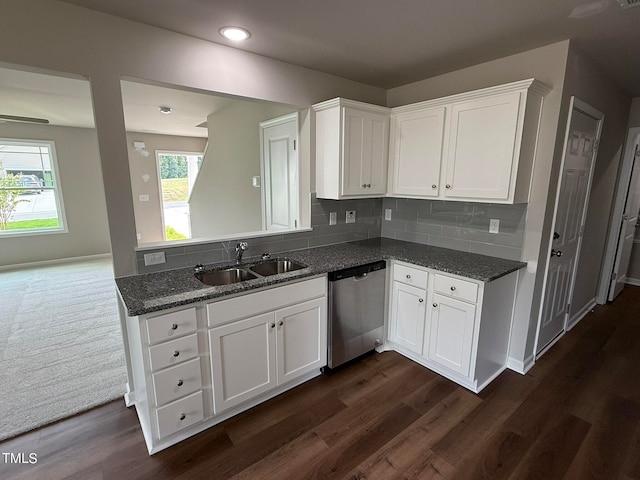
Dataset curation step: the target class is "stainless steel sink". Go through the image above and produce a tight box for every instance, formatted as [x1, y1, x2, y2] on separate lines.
[195, 267, 258, 286]
[249, 259, 306, 277]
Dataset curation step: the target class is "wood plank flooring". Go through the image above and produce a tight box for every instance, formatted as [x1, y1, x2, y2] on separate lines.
[2, 285, 639, 480]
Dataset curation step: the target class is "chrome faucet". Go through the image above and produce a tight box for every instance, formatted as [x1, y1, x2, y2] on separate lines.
[235, 241, 248, 264]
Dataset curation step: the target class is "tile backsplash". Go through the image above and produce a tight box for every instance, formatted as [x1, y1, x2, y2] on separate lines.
[135, 194, 382, 274]
[381, 197, 527, 260]
[134, 194, 526, 274]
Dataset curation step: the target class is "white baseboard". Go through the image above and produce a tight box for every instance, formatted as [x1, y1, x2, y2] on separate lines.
[0, 253, 112, 271]
[626, 277, 640, 287]
[507, 353, 535, 374]
[566, 299, 596, 331]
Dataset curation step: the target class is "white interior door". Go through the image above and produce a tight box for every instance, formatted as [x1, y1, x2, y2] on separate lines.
[608, 136, 640, 300]
[537, 98, 602, 355]
[260, 113, 298, 230]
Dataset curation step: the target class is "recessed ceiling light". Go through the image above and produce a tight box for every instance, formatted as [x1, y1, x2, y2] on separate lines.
[220, 26, 251, 41]
[159, 106, 172, 114]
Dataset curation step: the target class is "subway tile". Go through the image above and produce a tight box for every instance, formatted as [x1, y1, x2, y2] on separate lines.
[428, 235, 471, 252]
[469, 242, 522, 261]
[407, 221, 443, 236]
[417, 211, 458, 228]
[381, 223, 397, 238]
[486, 232, 525, 248]
[442, 226, 489, 243]
[395, 230, 430, 246]
[430, 201, 475, 216]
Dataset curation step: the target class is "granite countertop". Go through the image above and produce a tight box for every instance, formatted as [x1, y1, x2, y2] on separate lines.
[116, 238, 526, 317]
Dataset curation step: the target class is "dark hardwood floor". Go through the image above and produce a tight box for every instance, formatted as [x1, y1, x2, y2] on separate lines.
[2, 286, 639, 480]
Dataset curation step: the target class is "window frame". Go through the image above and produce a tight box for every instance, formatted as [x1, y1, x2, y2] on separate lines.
[0, 138, 68, 237]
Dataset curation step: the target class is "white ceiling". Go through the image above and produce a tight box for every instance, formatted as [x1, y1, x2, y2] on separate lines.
[59, 0, 640, 96]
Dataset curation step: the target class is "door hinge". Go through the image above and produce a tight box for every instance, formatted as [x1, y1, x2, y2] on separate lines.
[593, 139, 599, 154]
[293, 139, 297, 150]
[579, 225, 585, 236]
[566, 303, 571, 314]
[294, 219, 297, 228]
[612, 271, 617, 280]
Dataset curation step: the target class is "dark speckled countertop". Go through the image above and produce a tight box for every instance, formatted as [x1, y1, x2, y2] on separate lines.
[116, 238, 526, 316]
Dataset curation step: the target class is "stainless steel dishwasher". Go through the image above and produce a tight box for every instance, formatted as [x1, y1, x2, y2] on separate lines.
[327, 260, 386, 368]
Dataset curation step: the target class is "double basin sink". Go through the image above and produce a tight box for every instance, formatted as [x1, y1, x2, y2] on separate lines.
[195, 259, 307, 287]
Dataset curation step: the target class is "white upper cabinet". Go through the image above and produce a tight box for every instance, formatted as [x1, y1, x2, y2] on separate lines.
[389, 107, 446, 197]
[314, 98, 390, 199]
[389, 79, 551, 204]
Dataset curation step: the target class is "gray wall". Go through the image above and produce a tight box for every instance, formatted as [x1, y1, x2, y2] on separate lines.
[136, 194, 381, 273]
[563, 45, 631, 317]
[126, 132, 207, 244]
[0, 123, 111, 266]
[0, 0, 386, 277]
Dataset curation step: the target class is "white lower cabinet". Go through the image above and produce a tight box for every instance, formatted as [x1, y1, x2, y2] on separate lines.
[427, 293, 476, 377]
[386, 261, 517, 393]
[210, 297, 326, 414]
[126, 276, 327, 454]
[388, 281, 427, 355]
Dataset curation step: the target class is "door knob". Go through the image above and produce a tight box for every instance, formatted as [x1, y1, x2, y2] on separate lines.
[551, 249, 563, 257]
[553, 232, 560, 240]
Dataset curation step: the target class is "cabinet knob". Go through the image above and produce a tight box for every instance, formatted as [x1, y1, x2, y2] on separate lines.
[450, 286, 456, 291]
[177, 379, 184, 387]
[406, 274, 411, 279]
[179, 413, 186, 421]
[419, 298, 424, 303]
[278, 321, 284, 326]
[173, 350, 180, 357]
[432, 184, 437, 189]
[433, 303, 438, 308]
[366, 183, 371, 188]
[551, 249, 563, 258]
[362, 183, 367, 188]
[270, 323, 275, 329]
[170, 323, 178, 330]
[445, 184, 451, 189]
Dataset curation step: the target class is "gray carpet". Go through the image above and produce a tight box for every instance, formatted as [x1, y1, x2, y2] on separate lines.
[0, 257, 127, 441]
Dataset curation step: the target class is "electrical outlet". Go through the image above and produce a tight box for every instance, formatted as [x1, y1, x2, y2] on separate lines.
[139, 194, 149, 202]
[329, 212, 337, 225]
[346, 210, 356, 224]
[144, 252, 166, 266]
[384, 209, 392, 221]
[489, 219, 500, 234]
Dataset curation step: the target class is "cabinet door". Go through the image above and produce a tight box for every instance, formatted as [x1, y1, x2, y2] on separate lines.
[275, 298, 327, 385]
[445, 92, 521, 201]
[390, 107, 445, 197]
[209, 312, 276, 414]
[427, 293, 476, 377]
[388, 281, 426, 355]
[342, 107, 389, 196]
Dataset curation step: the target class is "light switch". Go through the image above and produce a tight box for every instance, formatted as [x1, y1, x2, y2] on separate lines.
[384, 209, 392, 221]
[329, 212, 337, 225]
[139, 194, 149, 202]
[489, 219, 500, 234]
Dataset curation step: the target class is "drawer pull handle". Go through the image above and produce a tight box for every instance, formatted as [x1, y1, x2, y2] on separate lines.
[406, 274, 411, 279]
[270, 323, 275, 329]
[177, 379, 184, 387]
[450, 286, 456, 291]
[433, 303, 438, 308]
[278, 321, 284, 326]
[445, 184, 451, 189]
[179, 413, 186, 421]
[173, 351, 180, 357]
[170, 324, 178, 330]
[432, 184, 437, 189]
[418, 298, 424, 303]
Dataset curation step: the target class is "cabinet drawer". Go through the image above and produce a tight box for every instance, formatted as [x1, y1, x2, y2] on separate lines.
[155, 391, 204, 440]
[393, 263, 428, 289]
[148, 334, 198, 372]
[146, 308, 197, 345]
[152, 358, 202, 407]
[433, 274, 478, 303]
[207, 277, 326, 327]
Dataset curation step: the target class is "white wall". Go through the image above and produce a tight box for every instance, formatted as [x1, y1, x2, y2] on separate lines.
[563, 45, 631, 317]
[0, 123, 111, 266]
[0, 0, 386, 276]
[387, 41, 570, 369]
[126, 132, 207, 244]
[190, 102, 293, 238]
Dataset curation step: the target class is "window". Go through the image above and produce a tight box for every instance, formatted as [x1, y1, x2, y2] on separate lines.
[156, 151, 203, 241]
[0, 139, 67, 236]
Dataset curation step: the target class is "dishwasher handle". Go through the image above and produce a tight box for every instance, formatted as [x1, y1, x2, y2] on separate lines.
[354, 273, 369, 281]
